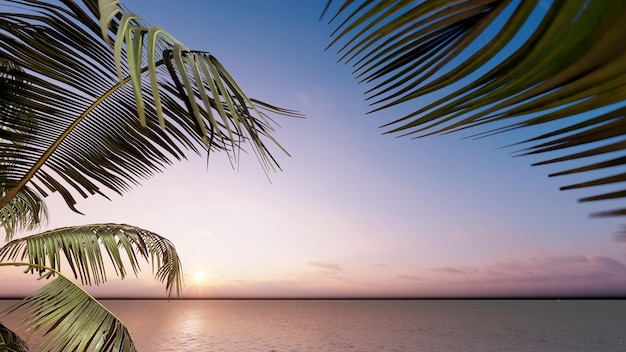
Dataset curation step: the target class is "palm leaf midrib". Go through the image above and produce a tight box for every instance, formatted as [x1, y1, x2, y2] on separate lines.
[0, 60, 151, 210]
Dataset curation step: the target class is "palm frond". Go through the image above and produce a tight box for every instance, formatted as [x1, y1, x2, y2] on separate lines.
[0, 186, 47, 242]
[0, 0, 302, 213]
[2, 275, 135, 352]
[0, 224, 183, 298]
[0, 57, 48, 240]
[0, 321, 29, 352]
[324, 0, 626, 218]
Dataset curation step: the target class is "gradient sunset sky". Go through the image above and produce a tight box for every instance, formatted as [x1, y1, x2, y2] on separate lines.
[2, 0, 626, 298]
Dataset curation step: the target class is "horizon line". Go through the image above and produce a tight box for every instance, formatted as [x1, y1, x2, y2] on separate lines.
[1, 296, 625, 300]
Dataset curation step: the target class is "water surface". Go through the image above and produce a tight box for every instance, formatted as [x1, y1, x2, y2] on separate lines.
[1, 299, 624, 351]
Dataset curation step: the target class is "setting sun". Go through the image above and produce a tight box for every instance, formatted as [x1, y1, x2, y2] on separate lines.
[191, 271, 206, 285]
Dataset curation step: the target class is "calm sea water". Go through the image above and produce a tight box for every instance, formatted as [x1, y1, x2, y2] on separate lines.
[1, 299, 625, 351]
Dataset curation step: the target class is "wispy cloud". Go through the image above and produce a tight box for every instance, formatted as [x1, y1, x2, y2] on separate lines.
[428, 267, 467, 275]
[422, 255, 626, 296]
[307, 261, 343, 272]
[449, 226, 519, 241]
[450, 230, 467, 239]
[294, 87, 333, 111]
[482, 255, 626, 281]
[397, 274, 420, 282]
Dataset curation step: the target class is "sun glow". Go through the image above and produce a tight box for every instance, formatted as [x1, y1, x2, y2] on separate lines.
[183, 270, 213, 298]
[191, 271, 207, 285]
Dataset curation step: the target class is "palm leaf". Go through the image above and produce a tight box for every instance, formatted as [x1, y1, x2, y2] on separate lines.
[0, 321, 29, 352]
[0, 186, 48, 242]
[324, 0, 626, 218]
[2, 275, 135, 352]
[0, 224, 183, 298]
[0, 0, 301, 214]
[0, 57, 48, 241]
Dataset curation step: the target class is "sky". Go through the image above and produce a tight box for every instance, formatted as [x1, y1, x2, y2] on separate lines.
[2, 0, 626, 299]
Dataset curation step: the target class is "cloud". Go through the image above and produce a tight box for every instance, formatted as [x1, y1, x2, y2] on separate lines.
[428, 267, 467, 275]
[294, 88, 333, 111]
[482, 255, 626, 282]
[450, 230, 467, 239]
[191, 228, 214, 238]
[397, 275, 420, 282]
[423, 255, 626, 297]
[307, 261, 343, 272]
[70, 255, 626, 299]
[295, 91, 312, 108]
[449, 226, 520, 240]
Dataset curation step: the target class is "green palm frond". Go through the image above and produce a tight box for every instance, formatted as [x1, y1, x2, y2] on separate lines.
[0, 186, 47, 242]
[0, 0, 301, 214]
[0, 321, 29, 352]
[0, 57, 47, 240]
[2, 274, 135, 352]
[324, 0, 626, 218]
[0, 224, 183, 298]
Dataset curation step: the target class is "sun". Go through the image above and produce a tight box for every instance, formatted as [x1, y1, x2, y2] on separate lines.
[191, 271, 207, 285]
[185, 270, 213, 298]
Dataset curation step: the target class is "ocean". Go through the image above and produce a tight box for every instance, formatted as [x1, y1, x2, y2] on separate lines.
[1, 299, 625, 351]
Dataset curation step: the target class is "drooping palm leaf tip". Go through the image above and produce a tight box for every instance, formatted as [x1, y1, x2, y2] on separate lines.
[3, 275, 135, 352]
[0, 0, 302, 216]
[0, 223, 183, 351]
[0, 224, 183, 298]
[0, 58, 49, 241]
[0, 322, 29, 352]
[324, 0, 626, 220]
